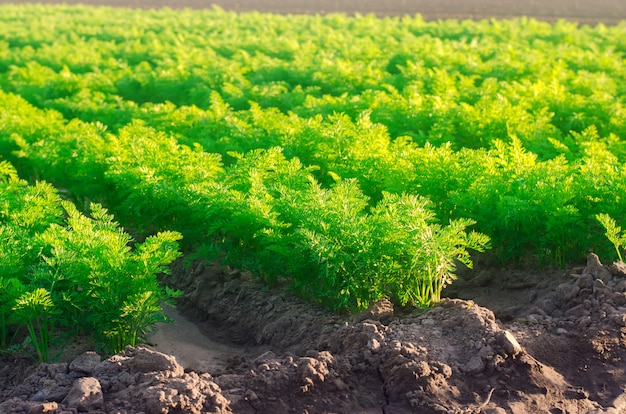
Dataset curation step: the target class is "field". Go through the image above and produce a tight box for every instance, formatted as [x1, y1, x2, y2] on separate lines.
[1, 3, 626, 413]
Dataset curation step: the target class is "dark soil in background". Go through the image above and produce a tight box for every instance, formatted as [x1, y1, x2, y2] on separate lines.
[1, 0, 625, 24]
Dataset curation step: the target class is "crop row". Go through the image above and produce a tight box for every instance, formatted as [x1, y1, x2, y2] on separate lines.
[0, 160, 182, 360]
[0, 91, 489, 316]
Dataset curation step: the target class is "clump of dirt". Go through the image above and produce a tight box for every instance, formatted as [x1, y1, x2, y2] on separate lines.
[1, 253, 625, 413]
[0, 347, 230, 414]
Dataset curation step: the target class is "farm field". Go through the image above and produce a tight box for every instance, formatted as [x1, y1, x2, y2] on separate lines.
[1, 3, 626, 413]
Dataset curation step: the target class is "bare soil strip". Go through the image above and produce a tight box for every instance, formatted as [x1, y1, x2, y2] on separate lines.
[1, 0, 625, 24]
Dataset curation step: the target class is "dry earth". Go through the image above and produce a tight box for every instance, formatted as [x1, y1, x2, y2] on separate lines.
[1, 254, 626, 413]
[1, 0, 626, 24]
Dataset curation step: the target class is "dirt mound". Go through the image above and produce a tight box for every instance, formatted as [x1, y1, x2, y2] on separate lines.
[1, 254, 625, 413]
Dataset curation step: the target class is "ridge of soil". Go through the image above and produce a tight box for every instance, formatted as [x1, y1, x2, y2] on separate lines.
[1, 253, 625, 413]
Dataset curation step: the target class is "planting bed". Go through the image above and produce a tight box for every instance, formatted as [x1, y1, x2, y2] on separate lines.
[1, 254, 626, 413]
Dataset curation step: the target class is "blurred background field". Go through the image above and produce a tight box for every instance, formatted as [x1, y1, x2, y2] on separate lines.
[1, 0, 625, 24]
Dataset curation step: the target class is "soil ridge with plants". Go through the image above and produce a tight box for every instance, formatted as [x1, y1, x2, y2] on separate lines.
[1, 253, 626, 413]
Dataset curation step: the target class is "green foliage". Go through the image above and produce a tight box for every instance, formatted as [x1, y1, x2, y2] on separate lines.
[104, 121, 224, 241]
[447, 137, 582, 265]
[209, 149, 489, 310]
[596, 214, 626, 262]
[288, 189, 490, 309]
[0, 277, 25, 350]
[106, 290, 178, 352]
[0, 163, 183, 359]
[371, 194, 490, 306]
[35, 201, 183, 353]
[12, 288, 58, 362]
[2, 5, 625, 158]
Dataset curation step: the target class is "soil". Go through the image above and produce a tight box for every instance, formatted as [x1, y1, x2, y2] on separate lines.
[1, 0, 625, 24]
[1, 254, 626, 413]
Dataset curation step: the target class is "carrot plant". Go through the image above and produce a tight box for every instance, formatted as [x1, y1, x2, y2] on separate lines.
[213, 148, 490, 309]
[0, 161, 182, 360]
[12, 288, 59, 362]
[35, 201, 183, 353]
[0, 161, 62, 353]
[596, 214, 626, 263]
[287, 188, 490, 309]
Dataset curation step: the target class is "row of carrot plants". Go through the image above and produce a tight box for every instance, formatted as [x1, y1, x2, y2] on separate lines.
[0, 160, 182, 360]
[2, 85, 624, 266]
[0, 91, 489, 315]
